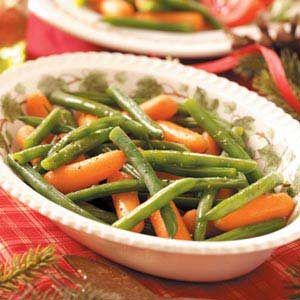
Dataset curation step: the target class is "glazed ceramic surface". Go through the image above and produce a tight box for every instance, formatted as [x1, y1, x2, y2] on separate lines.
[0, 52, 299, 281]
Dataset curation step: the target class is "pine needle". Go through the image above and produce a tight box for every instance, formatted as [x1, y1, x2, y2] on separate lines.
[0, 245, 57, 291]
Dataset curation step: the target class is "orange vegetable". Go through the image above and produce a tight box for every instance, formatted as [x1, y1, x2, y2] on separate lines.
[77, 113, 98, 127]
[156, 171, 182, 180]
[135, 12, 205, 31]
[157, 120, 207, 153]
[217, 188, 235, 200]
[44, 150, 125, 193]
[183, 209, 221, 237]
[150, 201, 191, 240]
[202, 132, 221, 155]
[214, 193, 295, 231]
[108, 171, 144, 233]
[25, 93, 52, 118]
[140, 95, 178, 120]
[100, 0, 135, 17]
[16, 125, 35, 149]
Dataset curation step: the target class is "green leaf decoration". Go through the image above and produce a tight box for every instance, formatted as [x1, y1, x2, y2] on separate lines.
[258, 145, 281, 173]
[114, 71, 127, 84]
[291, 167, 300, 196]
[232, 116, 255, 131]
[79, 71, 108, 93]
[133, 76, 164, 99]
[235, 54, 266, 79]
[223, 101, 237, 114]
[0, 245, 57, 292]
[14, 83, 26, 95]
[0, 95, 22, 122]
[37, 76, 67, 96]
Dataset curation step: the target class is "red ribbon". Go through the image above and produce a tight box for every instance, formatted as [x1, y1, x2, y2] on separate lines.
[193, 44, 300, 114]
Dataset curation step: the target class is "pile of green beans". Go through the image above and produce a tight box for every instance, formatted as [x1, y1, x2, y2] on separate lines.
[9, 85, 290, 242]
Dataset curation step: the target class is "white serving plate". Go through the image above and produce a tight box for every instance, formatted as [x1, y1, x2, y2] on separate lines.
[0, 52, 299, 282]
[28, 0, 265, 58]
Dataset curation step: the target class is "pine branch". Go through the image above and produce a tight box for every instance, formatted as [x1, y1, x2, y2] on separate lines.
[0, 245, 57, 292]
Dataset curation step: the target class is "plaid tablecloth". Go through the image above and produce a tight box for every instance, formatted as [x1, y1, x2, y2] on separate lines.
[0, 12, 299, 300]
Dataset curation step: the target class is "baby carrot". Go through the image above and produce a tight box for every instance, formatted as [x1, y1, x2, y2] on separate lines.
[16, 125, 35, 149]
[150, 201, 191, 240]
[202, 132, 221, 155]
[44, 150, 125, 193]
[135, 11, 205, 31]
[140, 95, 178, 120]
[157, 120, 207, 153]
[25, 93, 52, 118]
[77, 113, 99, 127]
[108, 171, 144, 233]
[214, 193, 295, 231]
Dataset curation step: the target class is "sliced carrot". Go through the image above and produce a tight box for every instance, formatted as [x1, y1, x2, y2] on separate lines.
[140, 95, 178, 120]
[16, 125, 35, 150]
[135, 12, 205, 31]
[108, 171, 144, 233]
[44, 150, 125, 193]
[100, 0, 135, 17]
[217, 188, 235, 200]
[25, 93, 52, 118]
[157, 120, 207, 153]
[77, 113, 99, 127]
[183, 209, 222, 237]
[214, 193, 295, 231]
[150, 201, 191, 240]
[202, 132, 221, 155]
[156, 171, 182, 180]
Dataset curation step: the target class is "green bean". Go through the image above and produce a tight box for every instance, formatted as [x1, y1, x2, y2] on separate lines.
[67, 91, 116, 106]
[60, 108, 78, 128]
[50, 90, 119, 117]
[208, 218, 286, 241]
[142, 150, 257, 173]
[107, 86, 163, 139]
[41, 128, 112, 170]
[7, 155, 103, 222]
[161, 0, 223, 29]
[183, 97, 262, 182]
[18, 116, 74, 134]
[24, 108, 62, 149]
[203, 172, 283, 221]
[194, 190, 217, 241]
[48, 116, 147, 155]
[112, 178, 199, 231]
[12, 144, 52, 165]
[109, 126, 177, 237]
[171, 116, 198, 128]
[103, 16, 195, 32]
[77, 202, 117, 224]
[136, 0, 170, 12]
[152, 164, 237, 178]
[67, 176, 248, 202]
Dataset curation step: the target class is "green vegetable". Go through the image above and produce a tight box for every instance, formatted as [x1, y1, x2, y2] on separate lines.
[24, 108, 62, 149]
[109, 126, 177, 237]
[60, 108, 78, 128]
[183, 96, 262, 182]
[161, 0, 223, 29]
[208, 218, 286, 241]
[7, 155, 102, 222]
[204, 172, 283, 221]
[107, 86, 163, 139]
[142, 150, 257, 173]
[18, 116, 74, 134]
[194, 190, 217, 241]
[48, 116, 147, 155]
[136, 0, 170, 12]
[67, 176, 248, 202]
[152, 164, 237, 178]
[112, 178, 199, 231]
[170, 116, 198, 128]
[103, 16, 196, 32]
[12, 144, 52, 165]
[67, 91, 116, 106]
[41, 128, 112, 170]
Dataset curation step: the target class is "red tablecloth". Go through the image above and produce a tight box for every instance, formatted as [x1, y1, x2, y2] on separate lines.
[1, 13, 299, 300]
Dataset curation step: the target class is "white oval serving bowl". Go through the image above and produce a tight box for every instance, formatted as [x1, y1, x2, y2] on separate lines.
[0, 52, 299, 282]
